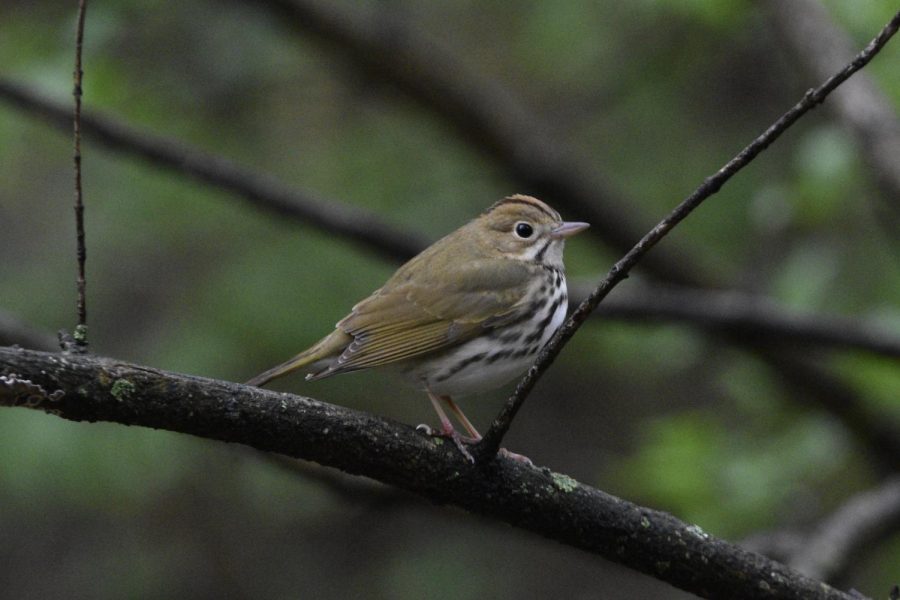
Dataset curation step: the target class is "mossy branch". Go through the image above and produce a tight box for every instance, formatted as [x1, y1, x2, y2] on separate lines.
[0, 345, 859, 600]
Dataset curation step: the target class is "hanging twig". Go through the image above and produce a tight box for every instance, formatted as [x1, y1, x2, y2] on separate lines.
[474, 9, 900, 461]
[72, 0, 88, 350]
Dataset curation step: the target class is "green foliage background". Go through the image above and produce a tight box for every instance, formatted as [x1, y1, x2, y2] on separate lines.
[1, 1, 898, 598]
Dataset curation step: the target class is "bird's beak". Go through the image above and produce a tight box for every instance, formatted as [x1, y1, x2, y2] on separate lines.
[551, 221, 590, 239]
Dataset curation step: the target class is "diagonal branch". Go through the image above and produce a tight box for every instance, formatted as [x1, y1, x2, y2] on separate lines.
[476, 9, 900, 460]
[0, 345, 859, 600]
[0, 79, 426, 264]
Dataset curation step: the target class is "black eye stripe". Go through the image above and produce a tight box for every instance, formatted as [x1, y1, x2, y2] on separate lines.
[534, 239, 552, 262]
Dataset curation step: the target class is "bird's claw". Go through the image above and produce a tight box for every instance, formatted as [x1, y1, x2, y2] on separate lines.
[417, 423, 475, 463]
[498, 448, 533, 466]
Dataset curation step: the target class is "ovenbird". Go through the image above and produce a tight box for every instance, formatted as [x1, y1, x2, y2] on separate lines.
[247, 195, 588, 461]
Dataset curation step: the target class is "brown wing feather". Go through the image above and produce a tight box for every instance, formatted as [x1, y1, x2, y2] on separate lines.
[314, 258, 535, 377]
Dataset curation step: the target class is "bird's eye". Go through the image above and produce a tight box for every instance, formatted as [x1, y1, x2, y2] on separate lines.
[514, 222, 534, 239]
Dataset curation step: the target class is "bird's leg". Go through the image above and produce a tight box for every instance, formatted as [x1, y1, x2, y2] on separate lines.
[441, 396, 482, 442]
[421, 389, 475, 463]
[442, 396, 532, 466]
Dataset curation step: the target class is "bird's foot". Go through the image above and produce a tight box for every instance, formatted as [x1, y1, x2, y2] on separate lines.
[416, 423, 476, 463]
[498, 448, 533, 466]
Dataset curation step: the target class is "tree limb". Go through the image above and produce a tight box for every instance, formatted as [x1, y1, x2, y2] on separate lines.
[0, 345, 859, 600]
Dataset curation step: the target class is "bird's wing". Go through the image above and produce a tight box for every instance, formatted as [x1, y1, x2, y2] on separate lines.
[314, 259, 536, 375]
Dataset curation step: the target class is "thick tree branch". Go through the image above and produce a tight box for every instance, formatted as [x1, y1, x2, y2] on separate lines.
[0, 79, 426, 264]
[243, 0, 702, 284]
[0, 346, 859, 600]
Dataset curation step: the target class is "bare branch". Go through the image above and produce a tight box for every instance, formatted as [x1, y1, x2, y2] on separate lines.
[0, 79, 426, 264]
[243, 0, 702, 284]
[788, 476, 900, 584]
[0, 345, 861, 600]
[477, 10, 900, 460]
[72, 0, 88, 347]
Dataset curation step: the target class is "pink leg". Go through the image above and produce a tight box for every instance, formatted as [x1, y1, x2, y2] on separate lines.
[441, 395, 532, 466]
[442, 396, 482, 441]
[425, 389, 475, 463]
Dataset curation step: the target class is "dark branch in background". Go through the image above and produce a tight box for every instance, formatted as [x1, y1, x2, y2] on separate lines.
[586, 283, 900, 359]
[742, 477, 900, 586]
[6, 80, 899, 363]
[71, 0, 88, 348]
[766, 0, 900, 229]
[0, 310, 57, 351]
[788, 476, 900, 585]
[0, 80, 426, 264]
[476, 10, 900, 460]
[0, 347, 859, 600]
[245, 0, 703, 284]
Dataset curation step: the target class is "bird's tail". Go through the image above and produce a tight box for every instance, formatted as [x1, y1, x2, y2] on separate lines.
[245, 349, 319, 387]
[245, 330, 351, 387]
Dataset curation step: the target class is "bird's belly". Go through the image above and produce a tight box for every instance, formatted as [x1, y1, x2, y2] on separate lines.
[414, 337, 538, 396]
[405, 282, 568, 397]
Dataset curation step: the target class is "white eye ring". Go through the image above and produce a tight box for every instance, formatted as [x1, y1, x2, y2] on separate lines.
[514, 222, 534, 239]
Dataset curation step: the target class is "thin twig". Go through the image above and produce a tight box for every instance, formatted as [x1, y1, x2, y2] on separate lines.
[72, 0, 88, 349]
[475, 10, 900, 461]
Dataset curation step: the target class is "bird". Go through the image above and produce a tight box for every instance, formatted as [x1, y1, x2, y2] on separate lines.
[246, 195, 589, 462]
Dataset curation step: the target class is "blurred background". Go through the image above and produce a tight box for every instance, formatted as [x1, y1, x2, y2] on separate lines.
[1, 1, 899, 598]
